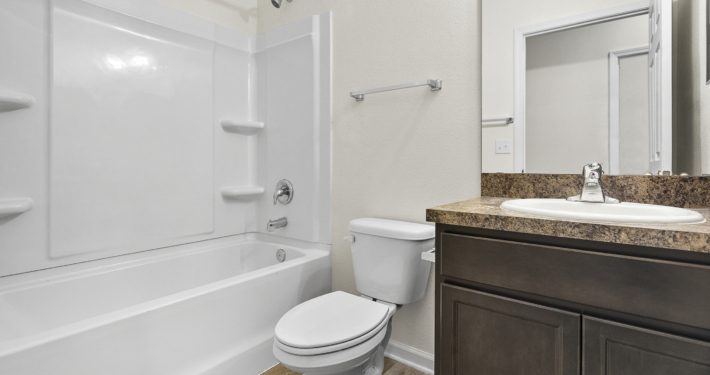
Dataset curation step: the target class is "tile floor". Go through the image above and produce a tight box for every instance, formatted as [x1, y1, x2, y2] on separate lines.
[262, 357, 427, 375]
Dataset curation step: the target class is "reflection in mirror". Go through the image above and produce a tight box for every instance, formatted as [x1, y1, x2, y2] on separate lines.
[526, 15, 648, 174]
[482, 0, 707, 176]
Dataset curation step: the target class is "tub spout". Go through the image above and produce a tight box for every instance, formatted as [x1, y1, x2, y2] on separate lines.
[267, 217, 288, 232]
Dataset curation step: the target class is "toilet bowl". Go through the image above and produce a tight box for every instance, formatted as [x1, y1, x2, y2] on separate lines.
[273, 218, 434, 375]
[273, 291, 396, 375]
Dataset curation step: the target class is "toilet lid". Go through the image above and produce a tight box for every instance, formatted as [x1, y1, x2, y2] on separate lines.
[274, 291, 390, 349]
[349, 218, 434, 240]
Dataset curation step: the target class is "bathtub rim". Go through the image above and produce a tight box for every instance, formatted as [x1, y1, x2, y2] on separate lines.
[0, 232, 329, 292]
[0, 233, 330, 356]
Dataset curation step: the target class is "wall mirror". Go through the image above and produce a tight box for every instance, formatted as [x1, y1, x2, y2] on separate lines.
[482, 0, 708, 176]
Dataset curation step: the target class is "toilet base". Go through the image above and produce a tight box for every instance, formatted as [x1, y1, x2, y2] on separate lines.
[305, 342, 384, 375]
[277, 320, 392, 375]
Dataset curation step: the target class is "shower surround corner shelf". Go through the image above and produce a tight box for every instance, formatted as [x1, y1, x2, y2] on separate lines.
[221, 186, 265, 199]
[0, 198, 34, 218]
[220, 120, 264, 135]
[0, 89, 36, 112]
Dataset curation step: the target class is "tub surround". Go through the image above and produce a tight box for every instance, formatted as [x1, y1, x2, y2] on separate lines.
[482, 173, 710, 208]
[427, 197, 710, 254]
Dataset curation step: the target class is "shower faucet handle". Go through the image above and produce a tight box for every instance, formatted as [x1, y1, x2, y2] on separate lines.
[271, 0, 293, 8]
[273, 179, 294, 205]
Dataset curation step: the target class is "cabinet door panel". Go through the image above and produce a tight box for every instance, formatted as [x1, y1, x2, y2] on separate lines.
[584, 317, 710, 375]
[441, 284, 580, 375]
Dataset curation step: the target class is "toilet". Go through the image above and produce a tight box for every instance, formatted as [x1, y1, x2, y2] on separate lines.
[272, 218, 434, 375]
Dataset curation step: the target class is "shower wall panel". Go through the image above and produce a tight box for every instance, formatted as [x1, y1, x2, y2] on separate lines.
[0, 0, 255, 276]
[50, 0, 215, 258]
[255, 14, 331, 245]
[0, 0, 330, 276]
[0, 0, 51, 277]
[213, 43, 257, 236]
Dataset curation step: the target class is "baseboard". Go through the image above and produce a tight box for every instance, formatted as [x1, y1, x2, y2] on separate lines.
[384, 340, 434, 374]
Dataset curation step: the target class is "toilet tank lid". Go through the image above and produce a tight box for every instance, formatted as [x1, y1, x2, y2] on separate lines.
[349, 218, 434, 240]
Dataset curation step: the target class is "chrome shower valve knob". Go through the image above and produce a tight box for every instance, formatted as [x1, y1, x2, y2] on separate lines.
[273, 179, 294, 205]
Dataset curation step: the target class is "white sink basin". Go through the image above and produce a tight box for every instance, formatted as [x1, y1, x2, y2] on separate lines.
[501, 198, 706, 225]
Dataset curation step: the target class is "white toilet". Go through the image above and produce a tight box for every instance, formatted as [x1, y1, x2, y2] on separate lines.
[272, 218, 434, 375]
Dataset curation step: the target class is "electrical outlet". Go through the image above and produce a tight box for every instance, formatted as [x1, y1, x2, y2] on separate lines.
[495, 139, 512, 154]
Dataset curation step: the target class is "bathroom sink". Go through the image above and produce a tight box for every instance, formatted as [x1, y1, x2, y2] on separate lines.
[500, 199, 706, 225]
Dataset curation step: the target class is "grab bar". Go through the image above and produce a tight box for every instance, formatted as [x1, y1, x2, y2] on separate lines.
[350, 79, 442, 102]
[482, 117, 514, 127]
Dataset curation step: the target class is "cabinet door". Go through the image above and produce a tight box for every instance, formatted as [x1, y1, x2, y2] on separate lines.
[584, 317, 710, 375]
[440, 284, 580, 375]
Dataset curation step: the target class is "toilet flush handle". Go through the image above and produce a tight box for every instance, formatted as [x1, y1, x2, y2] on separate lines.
[421, 248, 436, 263]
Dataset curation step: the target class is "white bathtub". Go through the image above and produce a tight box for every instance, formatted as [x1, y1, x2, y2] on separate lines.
[0, 234, 331, 374]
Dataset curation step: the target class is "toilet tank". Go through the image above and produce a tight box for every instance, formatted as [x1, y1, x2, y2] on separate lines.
[349, 218, 434, 305]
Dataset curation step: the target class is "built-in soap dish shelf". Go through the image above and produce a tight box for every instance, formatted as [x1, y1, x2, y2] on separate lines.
[0, 198, 34, 219]
[221, 186, 265, 199]
[0, 89, 35, 112]
[220, 120, 264, 135]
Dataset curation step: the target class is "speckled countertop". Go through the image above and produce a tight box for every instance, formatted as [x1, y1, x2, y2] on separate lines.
[426, 197, 710, 254]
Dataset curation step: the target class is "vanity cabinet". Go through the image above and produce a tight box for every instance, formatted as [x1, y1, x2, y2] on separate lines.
[435, 226, 710, 375]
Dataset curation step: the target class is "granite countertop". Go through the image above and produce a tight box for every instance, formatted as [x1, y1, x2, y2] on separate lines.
[426, 197, 710, 254]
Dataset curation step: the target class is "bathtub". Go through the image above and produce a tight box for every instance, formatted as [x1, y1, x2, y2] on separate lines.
[0, 234, 331, 374]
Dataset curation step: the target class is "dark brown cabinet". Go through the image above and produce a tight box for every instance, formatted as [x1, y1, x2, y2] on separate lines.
[441, 284, 580, 375]
[583, 317, 710, 375]
[435, 226, 710, 375]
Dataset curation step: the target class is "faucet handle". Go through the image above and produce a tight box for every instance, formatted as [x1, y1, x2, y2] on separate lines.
[569, 162, 618, 203]
[273, 179, 294, 205]
[583, 162, 602, 174]
[582, 163, 603, 182]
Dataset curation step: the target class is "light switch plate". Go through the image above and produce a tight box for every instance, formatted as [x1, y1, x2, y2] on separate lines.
[495, 139, 512, 154]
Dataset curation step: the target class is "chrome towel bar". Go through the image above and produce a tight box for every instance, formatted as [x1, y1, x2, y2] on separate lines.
[350, 79, 442, 102]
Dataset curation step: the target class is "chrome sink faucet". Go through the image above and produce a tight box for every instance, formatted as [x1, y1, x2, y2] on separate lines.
[568, 163, 618, 203]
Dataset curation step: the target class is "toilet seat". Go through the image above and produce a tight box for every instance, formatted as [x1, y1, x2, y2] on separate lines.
[274, 291, 396, 356]
[275, 313, 390, 356]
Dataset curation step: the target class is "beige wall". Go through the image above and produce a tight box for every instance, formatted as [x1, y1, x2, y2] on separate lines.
[258, 1, 482, 355]
[482, 0, 649, 173]
[525, 15, 647, 174]
[159, 0, 257, 33]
